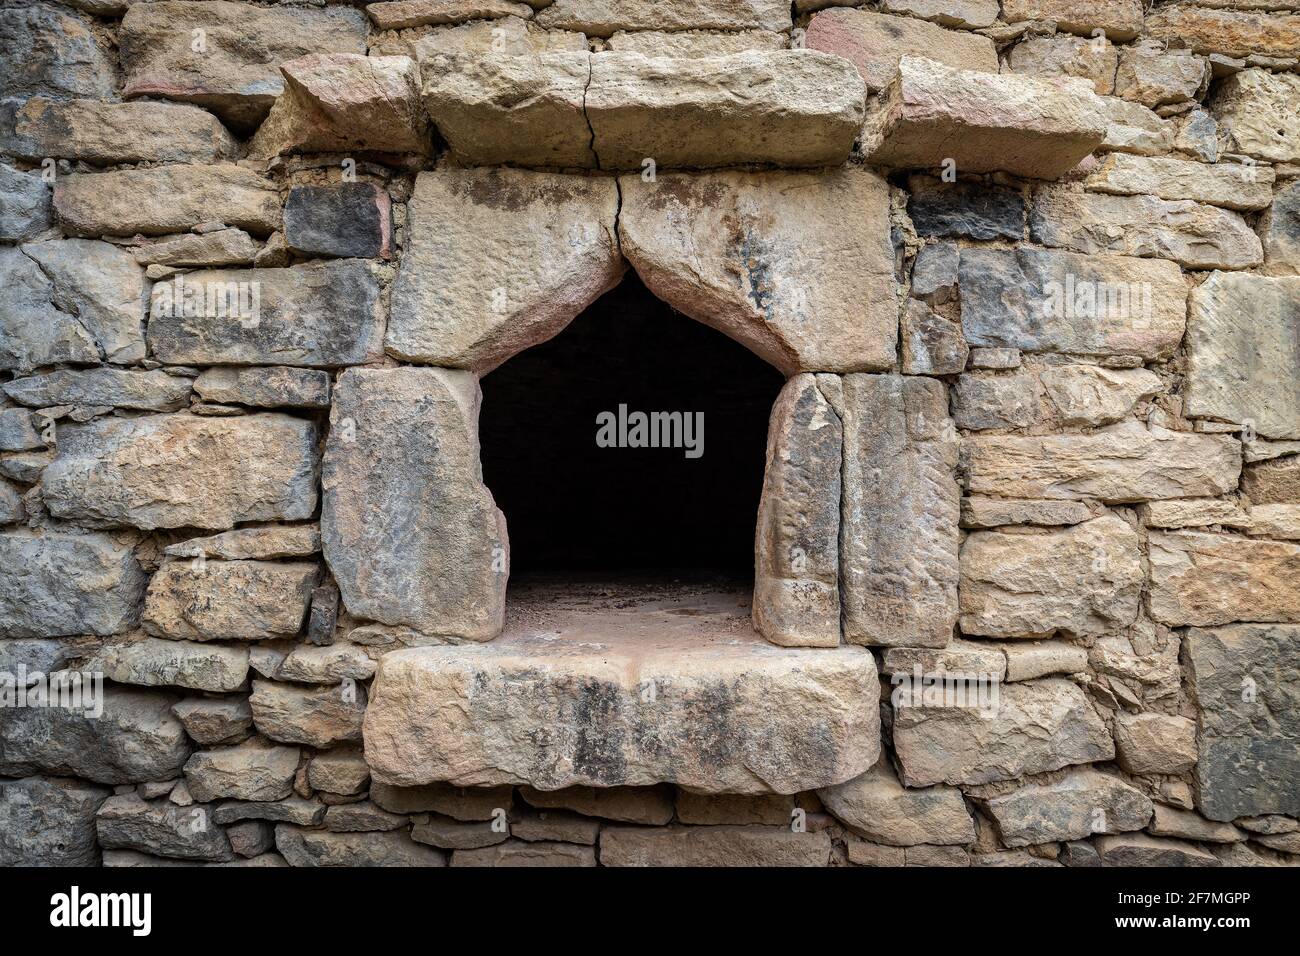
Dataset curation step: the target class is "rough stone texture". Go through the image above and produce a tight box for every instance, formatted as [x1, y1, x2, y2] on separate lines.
[1115, 43, 1208, 108]
[961, 497, 1094, 530]
[132, 229, 260, 269]
[1094, 832, 1220, 867]
[964, 424, 1241, 502]
[862, 57, 1108, 180]
[193, 367, 331, 410]
[1150, 805, 1245, 844]
[0, 686, 190, 785]
[805, 9, 997, 92]
[1099, 96, 1177, 156]
[147, 260, 384, 368]
[172, 698, 253, 746]
[308, 749, 370, 796]
[518, 785, 671, 824]
[452, 840, 597, 866]
[41, 413, 319, 531]
[1084, 153, 1274, 212]
[893, 678, 1114, 786]
[88, 635, 250, 693]
[909, 177, 1025, 242]
[901, 300, 967, 376]
[142, 561, 318, 642]
[1114, 712, 1198, 775]
[285, 184, 391, 260]
[1260, 180, 1299, 276]
[1148, 531, 1300, 627]
[0, 530, 146, 638]
[1038, 365, 1161, 427]
[753, 375, 842, 647]
[164, 525, 321, 562]
[387, 167, 622, 373]
[1186, 624, 1300, 821]
[1005, 35, 1119, 96]
[952, 371, 1039, 431]
[275, 825, 447, 866]
[1144, 5, 1300, 60]
[363, 634, 880, 794]
[535, 0, 792, 35]
[1244, 455, 1300, 504]
[959, 514, 1143, 639]
[1001, 640, 1088, 681]
[958, 247, 1187, 359]
[673, 793, 793, 827]
[55, 164, 281, 238]
[4, 368, 192, 413]
[1030, 187, 1263, 270]
[96, 794, 234, 862]
[184, 740, 299, 803]
[0, 776, 111, 866]
[980, 770, 1153, 847]
[619, 168, 897, 374]
[8, 99, 238, 165]
[600, 825, 832, 866]
[881, 640, 1007, 679]
[0, 4, 116, 105]
[833, 374, 960, 648]
[120, 0, 368, 132]
[604, 29, 786, 57]
[322, 368, 506, 640]
[879, 0, 998, 28]
[250, 679, 366, 749]
[367, 0, 537, 30]
[818, 760, 975, 846]
[1186, 273, 1300, 440]
[374, 782, 514, 820]
[0, 165, 52, 243]
[1001, 0, 1144, 40]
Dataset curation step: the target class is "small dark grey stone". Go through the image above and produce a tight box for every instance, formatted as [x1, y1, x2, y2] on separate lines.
[284, 183, 390, 259]
[908, 176, 1025, 241]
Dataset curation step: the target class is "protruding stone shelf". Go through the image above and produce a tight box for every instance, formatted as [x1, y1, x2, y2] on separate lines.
[362, 580, 881, 795]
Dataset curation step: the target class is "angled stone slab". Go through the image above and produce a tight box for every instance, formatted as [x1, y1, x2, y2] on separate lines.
[619, 167, 896, 374]
[862, 56, 1108, 180]
[322, 367, 508, 641]
[87, 636, 250, 693]
[8, 98, 238, 165]
[364, 601, 880, 793]
[1187, 273, 1300, 440]
[585, 50, 865, 170]
[979, 769, 1152, 848]
[830, 374, 960, 648]
[386, 167, 623, 373]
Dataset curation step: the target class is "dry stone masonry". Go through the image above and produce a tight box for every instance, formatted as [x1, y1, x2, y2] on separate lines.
[0, 0, 1297, 869]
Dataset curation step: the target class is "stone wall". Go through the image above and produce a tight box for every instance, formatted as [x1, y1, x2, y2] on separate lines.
[1, 0, 1298, 868]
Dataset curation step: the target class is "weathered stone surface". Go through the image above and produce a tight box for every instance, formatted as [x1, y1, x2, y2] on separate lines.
[805, 9, 997, 92]
[1246, 503, 1300, 540]
[879, 0, 998, 28]
[1006, 35, 1118, 96]
[452, 840, 597, 866]
[212, 798, 324, 827]
[285, 184, 391, 260]
[367, 0, 536, 29]
[411, 816, 508, 850]
[0, 409, 42, 452]
[519, 785, 670, 824]
[600, 825, 832, 866]
[620, 168, 897, 374]
[42, 413, 319, 530]
[1001, 0, 1144, 40]
[132, 229, 260, 269]
[753, 375, 841, 647]
[1001, 640, 1088, 681]
[964, 423, 1241, 502]
[958, 247, 1187, 359]
[0, 686, 190, 785]
[251, 642, 375, 684]
[324, 802, 407, 833]
[55, 165, 281, 238]
[862, 57, 1108, 180]
[1038, 365, 1162, 427]
[192, 367, 331, 410]
[322, 368, 506, 640]
[97, 794, 234, 862]
[1099, 96, 1177, 156]
[1115, 712, 1198, 775]
[364, 632, 880, 793]
[909, 177, 1025, 242]
[172, 697, 253, 746]
[1186, 273, 1300, 440]
[184, 740, 300, 803]
[1, 479, 28, 523]
[121, 0, 368, 131]
[833, 374, 959, 648]
[819, 760, 974, 846]
[952, 371, 1039, 430]
[1144, 5, 1300, 59]
[1149, 532, 1300, 627]
[1244, 455, 1300, 504]
[275, 825, 447, 866]
[0, 3, 116, 103]
[0, 776, 111, 866]
[1094, 832, 1220, 866]
[1174, 108, 1220, 163]
[880, 639, 1007, 679]
[0, 165, 53, 243]
[961, 497, 1093, 529]
[1030, 187, 1263, 270]
[1084, 153, 1274, 211]
[673, 792, 793, 827]
[894, 678, 1114, 786]
[147, 260, 384, 368]
[89, 636, 250, 693]
[901, 300, 967, 376]
[1260, 180, 1299, 276]
[387, 167, 622, 373]
[9, 99, 238, 165]
[1150, 805, 1245, 843]
[1, 240, 148, 370]
[1140, 497, 1249, 530]
[0, 530, 145, 638]
[307, 749, 370, 796]
[1186, 624, 1300, 821]
[5, 368, 191, 414]
[589, 50, 864, 170]
[142, 560, 316, 643]
[981, 770, 1152, 847]
[374, 782, 514, 821]
[960, 514, 1142, 638]
[535, 0, 791, 35]
[1115, 42, 1208, 108]
[227, 820, 275, 858]
[252, 53, 430, 156]
[164, 526, 320, 562]
[392, 15, 587, 59]
[604, 29, 786, 57]
[250, 679, 366, 749]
